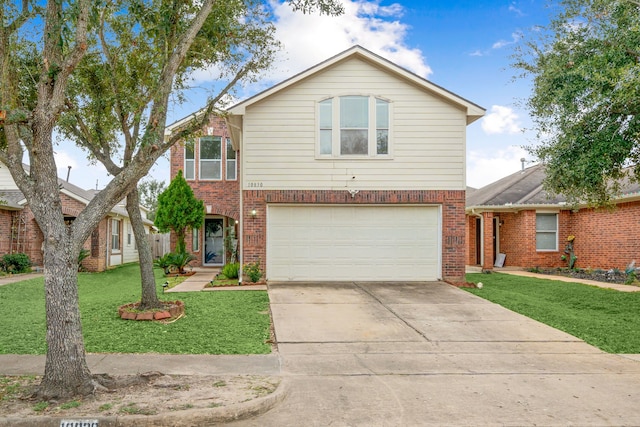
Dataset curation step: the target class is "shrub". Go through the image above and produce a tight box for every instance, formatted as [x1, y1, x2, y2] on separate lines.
[78, 249, 90, 271]
[167, 251, 196, 274]
[0, 253, 31, 274]
[221, 262, 240, 279]
[154, 253, 174, 275]
[243, 261, 263, 283]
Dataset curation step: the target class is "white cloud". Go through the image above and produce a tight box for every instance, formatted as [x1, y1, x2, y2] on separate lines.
[491, 31, 523, 50]
[53, 146, 110, 189]
[53, 151, 78, 180]
[481, 105, 522, 135]
[467, 145, 531, 188]
[264, 1, 432, 82]
[509, 3, 525, 17]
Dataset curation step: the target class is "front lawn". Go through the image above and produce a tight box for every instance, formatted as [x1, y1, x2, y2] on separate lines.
[0, 264, 272, 355]
[465, 273, 640, 353]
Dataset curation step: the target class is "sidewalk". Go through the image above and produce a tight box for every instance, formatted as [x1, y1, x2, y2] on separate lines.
[0, 271, 43, 287]
[0, 353, 281, 376]
[467, 265, 640, 292]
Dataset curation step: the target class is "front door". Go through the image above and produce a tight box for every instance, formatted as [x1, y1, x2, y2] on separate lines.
[204, 218, 224, 266]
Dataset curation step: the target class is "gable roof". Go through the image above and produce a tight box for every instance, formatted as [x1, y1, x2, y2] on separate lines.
[227, 45, 485, 124]
[0, 190, 24, 210]
[0, 162, 150, 223]
[467, 164, 640, 211]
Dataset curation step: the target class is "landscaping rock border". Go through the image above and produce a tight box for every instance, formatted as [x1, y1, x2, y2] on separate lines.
[118, 300, 185, 321]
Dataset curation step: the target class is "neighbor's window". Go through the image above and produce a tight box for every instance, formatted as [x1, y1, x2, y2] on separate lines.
[536, 213, 558, 251]
[111, 219, 121, 251]
[192, 227, 200, 252]
[226, 138, 237, 181]
[184, 145, 195, 180]
[200, 136, 222, 180]
[318, 96, 390, 157]
[127, 223, 132, 246]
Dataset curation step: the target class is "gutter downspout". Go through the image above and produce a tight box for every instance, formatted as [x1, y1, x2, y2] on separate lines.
[238, 148, 243, 285]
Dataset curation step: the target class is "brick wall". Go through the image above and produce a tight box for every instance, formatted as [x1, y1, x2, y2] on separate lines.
[169, 116, 239, 265]
[0, 209, 13, 256]
[467, 202, 640, 270]
[1, 195, 112, 272]
[567, 202, 640, 270]
[243, 189, 466, 282]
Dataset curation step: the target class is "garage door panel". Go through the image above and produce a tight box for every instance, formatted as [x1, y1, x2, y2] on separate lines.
[267, 205, 440, 281]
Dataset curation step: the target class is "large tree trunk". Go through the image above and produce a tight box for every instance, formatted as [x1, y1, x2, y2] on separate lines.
[126, 188, 162, 309]
[36, 237, 94, 399]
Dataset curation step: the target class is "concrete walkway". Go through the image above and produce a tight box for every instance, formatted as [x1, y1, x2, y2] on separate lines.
[496, 268, 640, 292]
[467, 265, 640, 292]
[228, 281, 640, 426]
[165, 267, 267, 292]
[0, 271, 43, 287]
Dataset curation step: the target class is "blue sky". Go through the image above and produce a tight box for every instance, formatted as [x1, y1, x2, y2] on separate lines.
[55, 0, 554, 190]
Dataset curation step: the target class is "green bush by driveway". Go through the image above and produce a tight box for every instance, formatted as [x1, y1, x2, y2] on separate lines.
[0, 264, 271, 355]
[466, 273, 640, 354]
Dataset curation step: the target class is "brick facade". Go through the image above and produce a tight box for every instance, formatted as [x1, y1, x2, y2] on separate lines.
[1, 193, 111, 273]
[243, 189, 467, 282]
[466, 200, 640, 270]
[169, 116, 239, 266]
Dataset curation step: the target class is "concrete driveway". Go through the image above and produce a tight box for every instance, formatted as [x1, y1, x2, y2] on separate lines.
[231, 281, 640, 426]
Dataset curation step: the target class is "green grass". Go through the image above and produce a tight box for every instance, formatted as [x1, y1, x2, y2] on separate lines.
[0, 264, 271, 355]
[465, 272, 640, 353]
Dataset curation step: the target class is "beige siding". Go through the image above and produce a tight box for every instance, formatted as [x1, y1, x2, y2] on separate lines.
[0, 164, 19, 190]
[122, 218, 139, 264]
[241, 57, 467, 191]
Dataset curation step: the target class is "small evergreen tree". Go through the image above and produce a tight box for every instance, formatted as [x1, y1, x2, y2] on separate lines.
[154, 170, 205, 253]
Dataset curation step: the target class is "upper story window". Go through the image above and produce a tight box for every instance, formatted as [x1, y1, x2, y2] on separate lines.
[536, 213, 558, 251]
[184, 145, 195, 180]
[226, 137, 237, 181]
[200, 136, 222, 180]
[318, 96, 391, 158]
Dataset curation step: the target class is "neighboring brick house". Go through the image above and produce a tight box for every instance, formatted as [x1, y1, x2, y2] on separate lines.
[0, 162, 153, 272]
[466, 163, 640, 271]
[167, 46, 484, 282]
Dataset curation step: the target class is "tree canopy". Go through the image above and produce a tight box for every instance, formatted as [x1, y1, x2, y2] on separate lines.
[0, 0, 343, 400]
[514, 0, 640, 206]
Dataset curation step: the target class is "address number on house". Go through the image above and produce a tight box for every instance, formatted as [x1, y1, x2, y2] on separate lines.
[60, 420, 98, 427]
[247, 182, 264, 188]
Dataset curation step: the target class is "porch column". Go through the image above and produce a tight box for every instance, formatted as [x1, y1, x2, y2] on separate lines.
[482, 212, 494, 270]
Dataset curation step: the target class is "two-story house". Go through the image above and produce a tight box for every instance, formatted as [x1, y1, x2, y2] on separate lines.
[167, 46, 484, 283]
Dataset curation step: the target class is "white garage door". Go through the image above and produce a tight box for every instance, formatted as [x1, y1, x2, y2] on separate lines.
[267, 205, 440, 281]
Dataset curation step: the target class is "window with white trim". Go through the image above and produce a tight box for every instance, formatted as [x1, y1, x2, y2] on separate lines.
[111, 219, 121, 251]
[127, 223, 132, 246]
[184, 145, 195, 180]
[536, 213, 558, 251]
[200, 136, 222, 180]
[318, 96, 391, 157]
[226, 137, 236, 181]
